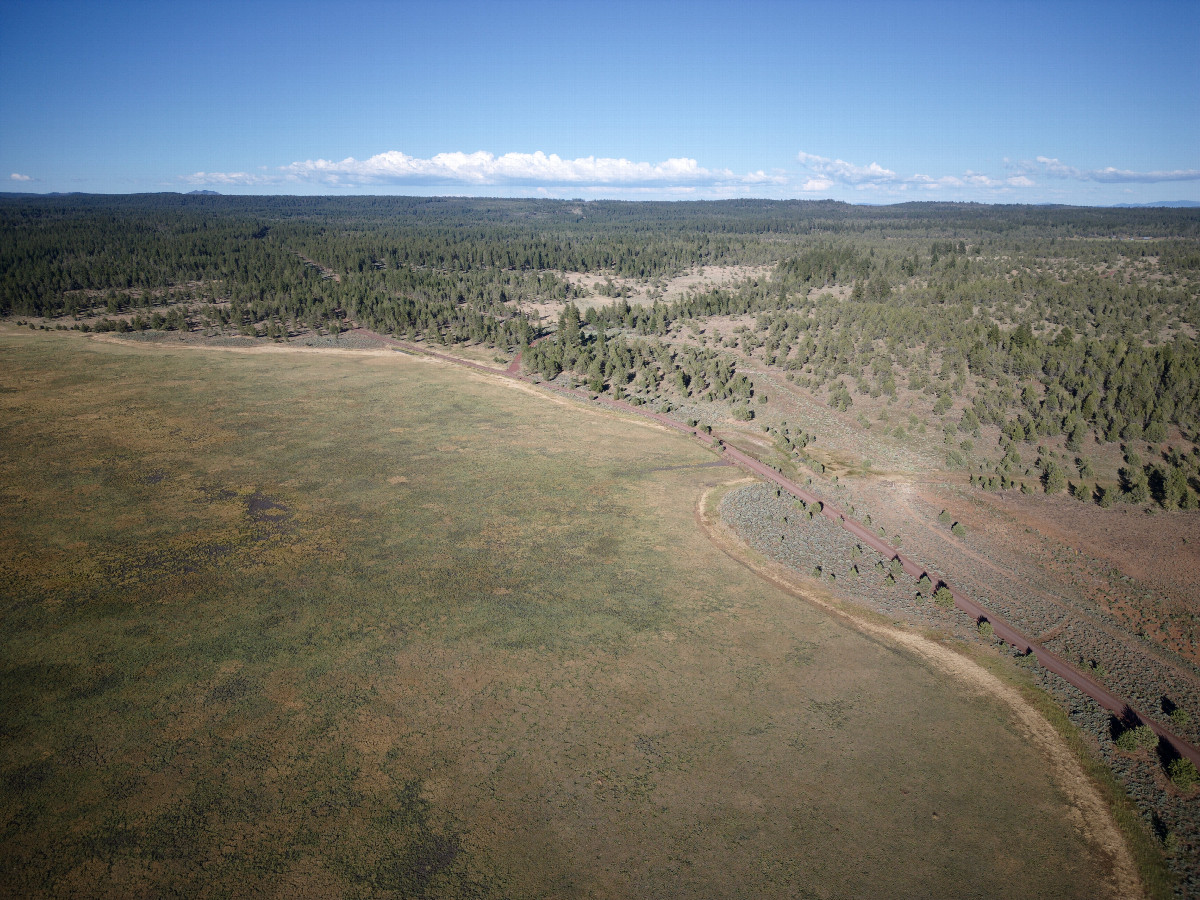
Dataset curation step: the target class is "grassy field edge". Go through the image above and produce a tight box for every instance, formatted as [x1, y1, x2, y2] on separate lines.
[698, 477, 1163, 898]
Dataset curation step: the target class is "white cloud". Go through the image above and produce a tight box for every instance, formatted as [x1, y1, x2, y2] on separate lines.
[798, 176, 834, 192]
[796, 151, 900, 185]
[1033, 156, 1078, 178]
[185, 147, 1196, 199]
[185, 150, 786, 189]
[796, 151, 1040, 195]
[1030, 156, 1200, 183]
[184, 170, 275, 186]
[10, 173, 31, 182]
[962, 171, 1000, 186]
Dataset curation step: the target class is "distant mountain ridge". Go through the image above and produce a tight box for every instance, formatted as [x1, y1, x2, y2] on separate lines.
[1111, 200, 1200, 208]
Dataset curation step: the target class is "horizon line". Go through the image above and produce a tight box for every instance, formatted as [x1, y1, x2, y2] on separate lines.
[2, 190, 1199, 210]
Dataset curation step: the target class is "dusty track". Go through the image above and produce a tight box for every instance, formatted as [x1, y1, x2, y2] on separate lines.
[86, 326, 1160, 895]
[893, 486, 1200, 695]
[693, 481, 1141, 900]
[718, 442, 1200, 769]
[94, 324, 1200, 774]
[365, 330, 1200, 772]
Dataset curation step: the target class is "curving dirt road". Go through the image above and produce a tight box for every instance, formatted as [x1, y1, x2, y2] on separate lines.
[361, 330, 1200, 770]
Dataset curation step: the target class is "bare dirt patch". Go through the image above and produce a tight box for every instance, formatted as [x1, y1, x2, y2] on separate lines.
[565, 264, 773, 305]
[516, 265, 773, 322]
[983, 491, 1200, 664]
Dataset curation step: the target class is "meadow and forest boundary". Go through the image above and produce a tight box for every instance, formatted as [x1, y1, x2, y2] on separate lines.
[361, 328, 1200, 772]
[3, 326, 1143, 898]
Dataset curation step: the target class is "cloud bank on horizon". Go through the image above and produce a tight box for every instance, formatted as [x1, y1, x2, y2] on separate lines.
[181, 148, 1200, 198]
[794, 152, 1035, 193]
[184, 150, 784, 190]
[1028, 157, 1200, 184]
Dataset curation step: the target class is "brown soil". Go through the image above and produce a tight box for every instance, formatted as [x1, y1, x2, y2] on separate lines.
[988, 492, 1200, 617]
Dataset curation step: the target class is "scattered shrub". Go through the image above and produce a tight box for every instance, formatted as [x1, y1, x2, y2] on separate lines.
[1042, 461, 1067, 494]
[1168, 757, 1199, 791]
[1115, 724, 1159, 753]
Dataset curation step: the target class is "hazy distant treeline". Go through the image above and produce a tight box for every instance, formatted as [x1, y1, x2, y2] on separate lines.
[3, 194, 1200, 468]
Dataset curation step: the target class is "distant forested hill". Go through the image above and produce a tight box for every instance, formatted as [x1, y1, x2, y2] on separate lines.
[4, 194, 1200, 474]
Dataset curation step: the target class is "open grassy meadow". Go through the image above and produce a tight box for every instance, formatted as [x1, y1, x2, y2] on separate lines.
[1, 329, 1123, 898]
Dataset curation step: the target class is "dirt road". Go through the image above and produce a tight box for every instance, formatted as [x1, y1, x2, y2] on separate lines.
[359, 330, 1200, 770]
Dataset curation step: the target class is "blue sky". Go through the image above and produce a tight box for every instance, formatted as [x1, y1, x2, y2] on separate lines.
[1, 0, 1197, 204]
